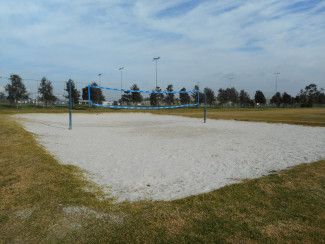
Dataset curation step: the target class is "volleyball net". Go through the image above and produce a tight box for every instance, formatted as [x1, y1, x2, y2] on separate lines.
[87, 84, 200, 110]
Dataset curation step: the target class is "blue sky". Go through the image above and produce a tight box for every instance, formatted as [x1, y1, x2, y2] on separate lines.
[0, 0, 324, 98]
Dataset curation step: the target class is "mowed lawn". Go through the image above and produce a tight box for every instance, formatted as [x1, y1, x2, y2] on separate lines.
[0, 107, 325, 242]
[153, 107, 325, 127]
[1, 104, 325, 126]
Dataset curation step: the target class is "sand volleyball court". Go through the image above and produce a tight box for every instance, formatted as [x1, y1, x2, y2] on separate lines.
[16, 113, 325, 201]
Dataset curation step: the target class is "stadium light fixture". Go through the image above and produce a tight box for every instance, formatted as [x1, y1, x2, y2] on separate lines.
[98, 73, 102, 86]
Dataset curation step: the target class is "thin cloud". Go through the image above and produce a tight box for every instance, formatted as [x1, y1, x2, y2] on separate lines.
[0, 0, 324, 97]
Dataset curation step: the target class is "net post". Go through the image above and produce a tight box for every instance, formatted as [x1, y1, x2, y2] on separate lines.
[88, 84, 91, 107]
[204, 92, 207, 123]
[68, 80, 72, 130]
[197, 86, 200, 108]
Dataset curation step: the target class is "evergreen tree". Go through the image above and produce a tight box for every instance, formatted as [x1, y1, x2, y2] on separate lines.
[130, 84, 143, 104]
[217, 87, 239, 104]
[150, 87, 164, 106]
[38, 77, 57, 106]
[165, 84, 175, 105]
[120, 91, 131, 104]
[270, 92, 282, 107]
[204, 87, 215, 105]
[65, 79, 80, 107]
[179, 87, 191, 104]
[191, 85, 204, 104]
[239, 90, 252, 107]
[5, 74, 28, 105]
[254, 90, 266, 105]
[0, 91, 6, 101]
[282, 92, 292, 104]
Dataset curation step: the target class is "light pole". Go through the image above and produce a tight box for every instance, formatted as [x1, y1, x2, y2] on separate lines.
[153, 57, 160, 88]
[274, 72, 280, 93]
[119, 67, 124, 94]
[98, 73, 102, 86]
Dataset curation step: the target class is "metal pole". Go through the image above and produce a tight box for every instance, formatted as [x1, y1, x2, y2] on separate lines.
[204, 93, 207, 123]
[197, 86, 200, 107]
[274, 72, 280, 93]
[88, 84, 91, 107]
[121, 70, 123, 91]
[98, 73, 102, 86]
[119, 67, 124, 95]
[68, 80, 72, 130]
[153, 57, 160, 88]
[155, 60, 157, 88]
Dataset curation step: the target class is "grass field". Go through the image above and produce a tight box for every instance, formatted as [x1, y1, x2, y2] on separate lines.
[0, 107, 325, 242]
[155, 107, 325, 127]
[1, 104, 325, 126]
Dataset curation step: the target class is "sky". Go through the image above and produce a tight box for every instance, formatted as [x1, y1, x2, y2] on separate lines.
[0, 0, 325, 98]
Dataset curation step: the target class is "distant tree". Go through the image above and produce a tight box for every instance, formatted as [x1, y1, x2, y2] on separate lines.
[81, 82, 105, 104]
[0, 91, 6, 101]
[217, 87, 239, 104]
[239, 90, 252, 107]
[282, 92, 293, 106]
[164, 84, 175, 105]
[150, 87, 164, 106]
[120, 91, 131, 104]
[38, 77, 57, 106]
[228, 88, 239, 103]
[81, 86, 88, 101]
[204, 87, 215, 105]
[130, 84, 143, 104]
[320, 90, 325, 104]
[191, 85, 204, 104]
[65, 79, 80, 107]
[296, 83, 324, 107]
[217, 88, 227, 104]
[179, 87, 191, 104]
[5, 74, 28, 105]
[270, 92, 282, 107]
[254, 90, 266, 105]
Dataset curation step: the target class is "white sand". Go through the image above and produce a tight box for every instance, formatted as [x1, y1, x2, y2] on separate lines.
[15, 113, 325, 201]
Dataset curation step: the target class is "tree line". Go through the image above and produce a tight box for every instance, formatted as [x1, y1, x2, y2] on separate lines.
[1, 74, 324, 108]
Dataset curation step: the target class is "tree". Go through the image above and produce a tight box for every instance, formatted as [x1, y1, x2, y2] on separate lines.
[81, 82, 105, 104]
[254, 90, 266, 105]
[217, 88, 227, 104]
[164, 84, 175, 105]
[179, 87, 191, 104]
[38, 77, 57, 106]
[296, 83, 324, 107]
[5, 74, 28, 105]
[270, 92, 282, 107]
[120, 91, 131, 104]
[239, 90, 253, 107]
[282, 92, 293, 106]
[0, 91, 5, 101]
[204, 87, 215, 105]
[217, 87, 238, 104]
[130, 84, 143, 104]
[191, 85, 204, 104]
[65, 79, 80, 107]
[150, 87, 164, 106]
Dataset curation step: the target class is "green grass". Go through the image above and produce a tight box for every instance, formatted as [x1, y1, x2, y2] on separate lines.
[152, 107, 325, 127]
[0, 113, 325, 242]
[1, 104, 325, 126]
